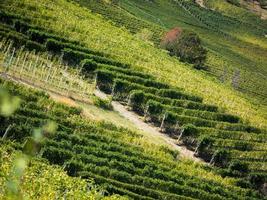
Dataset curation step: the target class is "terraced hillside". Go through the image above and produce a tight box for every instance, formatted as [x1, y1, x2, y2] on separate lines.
[0, 0, 267, 199]
[2, 0, 266, 128]
[0, 74, 265, 199]
[78, 0, 267, 106]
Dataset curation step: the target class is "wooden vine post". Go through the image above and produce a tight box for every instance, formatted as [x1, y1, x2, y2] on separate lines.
[160, 112, 167, 132]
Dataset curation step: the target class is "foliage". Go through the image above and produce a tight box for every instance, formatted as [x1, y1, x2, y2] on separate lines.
[1, 0, 267, 197]
[182, 124, 198, 137]
[0, 145, 117, 200]
[0, 79, 263, 199]
[228, 160, 249, 177]
[93, 96, 113, 110]
[226, 0, 241, 7]
[162, 28, 207, 68]
[1, 0, 267, 130]
[0, 87, 20, 117]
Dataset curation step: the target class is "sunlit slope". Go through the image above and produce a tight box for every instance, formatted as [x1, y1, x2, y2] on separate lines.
[204, 0, 267, 21]
[2, 0, 266, 129]
[120, 0, 267, 103]
[86, 0, 267, 105]
[2, 79, 262, 199]
[0, 144, 110, 199]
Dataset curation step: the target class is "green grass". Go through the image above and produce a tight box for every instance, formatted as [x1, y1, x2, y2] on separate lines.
[0, 79, 264, 199]
[0, 143, 121, 200]
[79, 0, 267, 106]
[1, 0, 266, 130]
[117, 0, 267, 103]
[1, 0, 267, 198]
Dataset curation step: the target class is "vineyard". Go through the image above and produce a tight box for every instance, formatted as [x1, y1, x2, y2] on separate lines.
[0, 77, 265, 199]
[0, 0, 267, 199]
[83, 0, 267, 106]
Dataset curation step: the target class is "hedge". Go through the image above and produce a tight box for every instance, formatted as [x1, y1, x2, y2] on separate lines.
[182, 124, 199, 137]
[0, 30, 45, 51]
[42, 146, 73, 165]
[28, 29, 79, 45]
[80, 59, 98, 72]
[62, 48, 128, 68]
[128, 90, 218, 114]
[96, 69, 114, 93]
[98, 63, 151, 79]
[157, 89, 203, 103]
[0, 10, 24, 25]
[172, 99, 218, 112]
[144, 98, 239, 124]
[13, 19, 38, 34]
[112, 79, 158, 101]
[0, 23, 15, 32]
[145, 100, 164, 123]
[142, 104, 256, 134]
[96, 69, 169, 95]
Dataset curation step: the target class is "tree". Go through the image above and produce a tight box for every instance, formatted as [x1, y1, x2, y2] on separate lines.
[161, 27, 207, 69]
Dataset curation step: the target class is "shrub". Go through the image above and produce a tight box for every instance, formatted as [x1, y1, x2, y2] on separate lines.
[215, 123, 261, 133]
[196, 136, 214, 156]
[45, 38, 65, 54]
[96, 69, 114, 93]
[29, 29, 79, 45]
[62, 48, 127, 68]
[146, 100, 164, 116]
[65, 160, 85, 176]
[25, 40, 45, 51]
[93, 96, 113, 110]
[128, 90, 145, 113]
[172, 100, 218, 112]
[80, 59, 98, 72]
[163, 111, 178, 131]
[0, 24, 14, 33]
[3, 31, 28, 47]
[1, 30, 44, 51]
[112, 79, 157, 101]
[161, 27, 183, 51]
[13, 19, 34, 34]
[182, 124, 198, 137]
[210, 149, 229, 167]
[228, 161, 249, 177]
[0, 10, 23, 25]
[62, 48, 88, 65]
[145, 100, 164, 123]
[226, 0, 241, 6]
[157, 89, 203, 102]
[233, 141, 253, 151]
[248, 173, 266, 189]
[96, 67, 169, 94]
[215, 113, 240, 123]
[42, 146, 73, 165]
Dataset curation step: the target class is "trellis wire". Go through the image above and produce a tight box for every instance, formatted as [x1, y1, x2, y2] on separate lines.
[0, 38, 94, 102]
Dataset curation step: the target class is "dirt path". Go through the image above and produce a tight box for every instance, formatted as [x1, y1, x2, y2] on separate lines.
[95, 90, 204, 163]
[1, 72, 203, 163]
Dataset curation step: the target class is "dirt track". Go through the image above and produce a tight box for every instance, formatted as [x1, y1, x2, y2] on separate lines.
[95, 90, 204, 163]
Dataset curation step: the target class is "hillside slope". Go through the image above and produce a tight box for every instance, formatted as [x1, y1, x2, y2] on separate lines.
[1, 0, 266, 129]
[2, 78, 265, 199]
[79, 0, 267, 107]
[0, 0, 267, 198]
